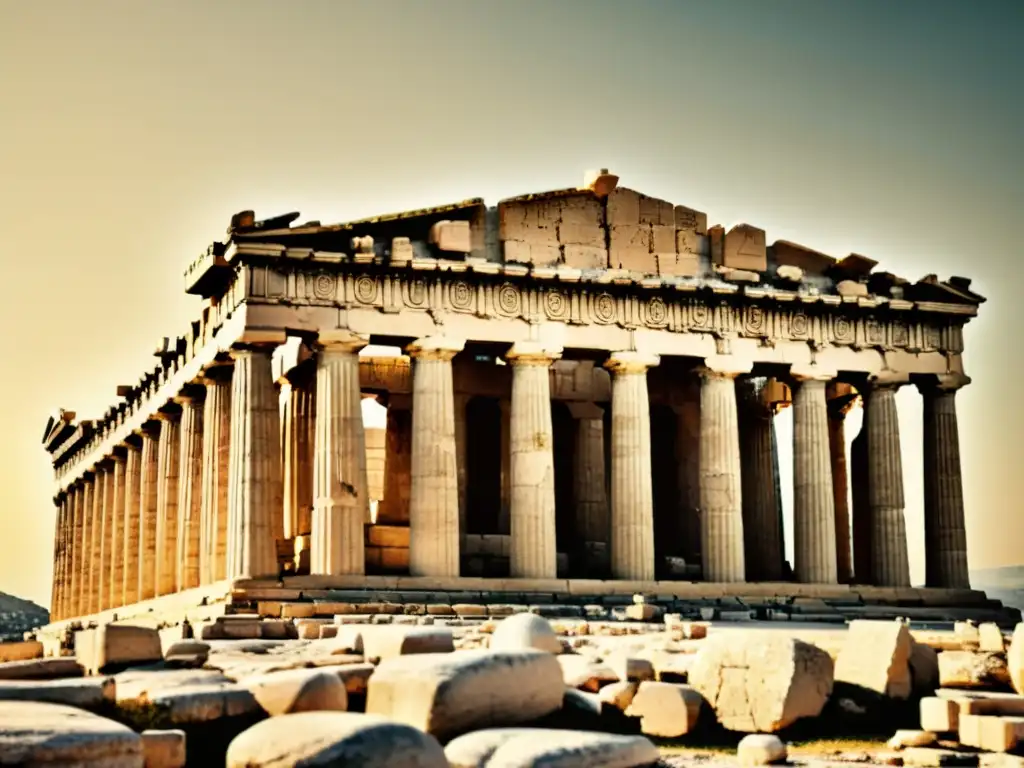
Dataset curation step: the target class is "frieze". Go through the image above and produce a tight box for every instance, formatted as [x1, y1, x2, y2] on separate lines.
[242, 263, 966, 355]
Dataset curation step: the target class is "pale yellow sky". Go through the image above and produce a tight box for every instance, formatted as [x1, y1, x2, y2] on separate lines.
[1, 1, 1021, 606]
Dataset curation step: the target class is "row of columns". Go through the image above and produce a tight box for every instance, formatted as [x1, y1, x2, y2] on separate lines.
[49, 331, 973, 620]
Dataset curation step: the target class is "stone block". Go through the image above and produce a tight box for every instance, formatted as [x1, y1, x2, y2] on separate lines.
[0, 640, 43, 663]
[243, 668, 348, 716]
[624, 681, 703, 738]
[675, 204, 708, 235]
[689, 634, 833, 733]
[606, 188, 640, 226]
[0, 657, 82, 681]
[981, 755, 1024, 768]
[164, 641, 209, 668]
[391, 236, 413, 265]
[296, 619, 332, 640]
[598, 680, 638, 712]
[834, 620, 913, 699]
[651, 224, 675, 254]
[938, 651, 1011, 689]
[0, 701, 142, 765]
[226, 711, 448, 767]
[558, 222, 604, 248]
[955, 622, 981, 649]
[429, 220, 471, 253]
[607, 655, 655, 684]
[981, 624, 1007, 653]
[367, 649, 564, 741]
[561, 193, 604, 226]
[218, 619, 262, 639]
[720, 224, 767, 272]
[259, 620, 291, 639]
[0, 677, 115, 708]
[836, 279, 869, 297]
[911, 639, 941, 693]
[1008, 624, 1024, 694]
[444, 728, 659, 768]
[563, 244, 608, 270]
[959, 713, 1024, 753]
[319, 625, 338, 639]
[737, 734, 788, 765]
[141, 729, 186, 768]
[336, 625, 454, 661]
[503, 240, 560, 267]
[75, 624, 162, 675]
[921, 697, 960, 733]
[281, 603, 317, 619]
[490, 613, 562, 655]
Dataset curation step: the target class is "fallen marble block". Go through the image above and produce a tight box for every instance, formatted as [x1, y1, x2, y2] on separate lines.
[0, 700, 142, 766]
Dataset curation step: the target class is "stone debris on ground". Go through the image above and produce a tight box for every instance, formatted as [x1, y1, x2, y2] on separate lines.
[6, 612, 1024, 766]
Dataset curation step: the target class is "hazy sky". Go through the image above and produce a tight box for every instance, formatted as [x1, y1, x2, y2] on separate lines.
[1, 1, 1021, 607]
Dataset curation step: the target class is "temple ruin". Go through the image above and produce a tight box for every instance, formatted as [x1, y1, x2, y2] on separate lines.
[41, 170, 1006, 627]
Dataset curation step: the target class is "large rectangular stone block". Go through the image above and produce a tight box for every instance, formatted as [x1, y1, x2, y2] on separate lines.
[75, 624, 162, 675]
[563, 244, 608, 270]
[719, 224, 767, 272]
[0, 641, 43, 663]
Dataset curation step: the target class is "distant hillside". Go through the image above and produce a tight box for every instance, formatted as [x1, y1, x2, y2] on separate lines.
[971, 565, 1024, 590]
[0, 591, 48, 641]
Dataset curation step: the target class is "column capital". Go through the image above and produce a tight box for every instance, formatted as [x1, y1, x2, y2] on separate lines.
[133, 419, 161, 439]
[915, 373, 971, 394]
[154, 402, 183, 422]
[697, 354, 753, 379]
[505, 341, 563, 366]
[406, 336, 465, 362]
[566, 400, 604, 420]
[315, 330, 370, 354]
[200, 362, 234, 385]
[604, 351, 659, 375]
[788, 363, 838, 383]
[232, 329, 288, 348]
[173, 383, 207, 405]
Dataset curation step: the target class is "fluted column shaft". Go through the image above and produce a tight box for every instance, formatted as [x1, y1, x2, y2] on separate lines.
[51, 498, 64, 620]
[407, 337, 464, 577]
[863, 382, 911, 587]
[507, 343, 560, 579]
[377, 397, 411, 525]
[281, 376, 315, 539]
[98, 465, 114, 612]
[605, 352, 658, 581]
[200, 369, 232, 583]
[827, 403, 853, 584]
[226, 348, 283, 579]
[920, 378, 970, 588]
[89, 467, 107, 613]
[567, 401, 609, 547]
[80, 479, 95, 614]
[69, 484, 84, 617]
[792, 376, 838, 584]
[138, 426, 160, 601]
[176, 395, 204, 591]
[737, 378, 783, 582]
[311, 334, 369, 575]
[154, 411, 181, 596]
[109, 456, 126, 608]
[122, 443, 142, 605]
[699, 370, 746, 582]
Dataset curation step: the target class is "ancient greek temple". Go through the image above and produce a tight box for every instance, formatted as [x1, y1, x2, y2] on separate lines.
[42, 170, 990, 625]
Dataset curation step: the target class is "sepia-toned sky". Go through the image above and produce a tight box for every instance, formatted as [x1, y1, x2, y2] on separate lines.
[1, 1, 1021, 607]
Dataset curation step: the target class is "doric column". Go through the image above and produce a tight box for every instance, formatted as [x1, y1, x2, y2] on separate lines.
[200, 364, 232, 583]
[918, 374, 970, 588]
[68, 483, 83, 617]
[827, 384, 856, 584]
[566, 401, 609, 562]
[407, 336, 464, 577]
[226, 345, 284, 580]
[175, 388, 205, 592]
[280, 372, 315, 540]
[108, 453, 126, 608]
[506, 342, 561, 579]
[737, 377, 783, 582]
[311, 331, 370, 576]
[604, 351, 659, 581]
[154, 407, 182, 597]
[850, 422, 871, 583]
[138, 423, 161, 601]
[863, 376, 910, 587]
[98, 462, 116, 612]
[698, 359, 748, 583]
[790, 367, 839, 585]
[80, 476, 95, 614]
[50, 495, 64, 621]
[377, 395, 411, 525]
[122, 440, 142, 605]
